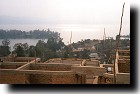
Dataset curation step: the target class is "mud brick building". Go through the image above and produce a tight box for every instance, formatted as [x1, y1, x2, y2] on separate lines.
[0, 50, 130, 84]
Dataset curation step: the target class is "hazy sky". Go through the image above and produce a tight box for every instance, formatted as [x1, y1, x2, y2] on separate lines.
[0, 0, 130, 44]
[0, 0, 129, 24]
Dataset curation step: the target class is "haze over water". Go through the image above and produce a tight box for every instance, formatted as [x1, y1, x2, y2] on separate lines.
[0, 23, 129, 45]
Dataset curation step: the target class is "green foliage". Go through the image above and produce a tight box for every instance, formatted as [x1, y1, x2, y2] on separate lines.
[0, 39, 11, 56]
[30, 37, 66, 61]
[2, 39, 10, 46]
[15, 46, 25, 57]
[119, 39, 130, 47]
[46, 37, 65, 52]
[0, 29, 65, 61]
[0, 46, 11, 56]
[0, 29, 59, 39]
[81, 49, 90, 59]
[28, 46, 36, 57]
[13, 43, 29, 57]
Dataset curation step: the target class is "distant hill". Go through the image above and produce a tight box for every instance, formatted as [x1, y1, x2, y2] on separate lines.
[0, 29, 60, 39]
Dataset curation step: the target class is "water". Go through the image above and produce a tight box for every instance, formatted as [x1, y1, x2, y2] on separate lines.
[0, 39, 48, 51]
[0, 24, 130, 46]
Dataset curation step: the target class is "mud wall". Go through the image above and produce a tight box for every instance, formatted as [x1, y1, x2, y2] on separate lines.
[118, 62, 130, 73]
[30, 64, 72, 71]
[0, 73, 27, 84]
[29, 73, 77, 84]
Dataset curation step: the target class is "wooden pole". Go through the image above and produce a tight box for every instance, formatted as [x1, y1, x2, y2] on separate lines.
[70, 31, 72, 44]
[103, 28, 106, 49]
[34, 50, 36, 64]
[113, 2, 125, 84]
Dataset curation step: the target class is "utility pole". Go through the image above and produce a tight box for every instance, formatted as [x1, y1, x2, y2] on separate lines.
[34, 50, 36, 64]
[103, 28, 106, 49]
[69, 31, 73, 58]
[103, 28, 106, 64]
[70, 31, 72, 44]
[113, 2, 125, 84]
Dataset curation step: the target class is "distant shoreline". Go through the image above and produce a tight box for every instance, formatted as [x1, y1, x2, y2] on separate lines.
[0, 29, 59, 39]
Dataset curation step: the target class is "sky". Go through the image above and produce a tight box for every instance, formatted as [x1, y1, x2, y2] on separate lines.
[0, 0, 129, 25]
[0, 0, 130, 44]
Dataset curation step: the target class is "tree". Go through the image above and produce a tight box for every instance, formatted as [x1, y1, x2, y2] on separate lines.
[0, 39, 11, 56]
[22, 43, 29, 56]
[46, 37, 65, 52]
[28, 46, 36, 57]
[2, 39, 10, 46]
[13, 43, 22, 50]
[0, 46, 11, 56]
[13, 43, 29, 57]
[36, 40, 46, 58]
[15, 45, 25, 57]
[77, 49, 90, 59]
[0, 29, 59, 39]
